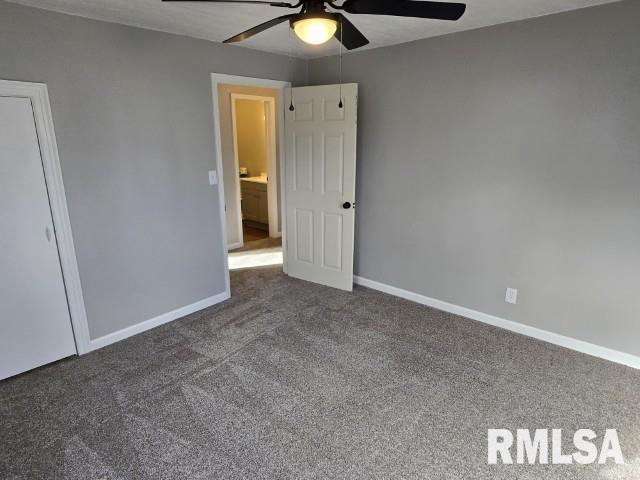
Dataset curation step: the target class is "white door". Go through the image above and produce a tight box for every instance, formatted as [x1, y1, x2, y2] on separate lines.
[0, 96, 76, 380]
[284, 84, 357, 291]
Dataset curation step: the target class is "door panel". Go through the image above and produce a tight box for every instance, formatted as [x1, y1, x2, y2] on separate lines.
[323, 133, 344, 194]
[293, 99, 313, 121]
[295, 208, 314, 264]
[322, 213, 343, 270]
[284, 84, 357, 291]
[0, 96, 76, 380]
[294, 133, 313, 192]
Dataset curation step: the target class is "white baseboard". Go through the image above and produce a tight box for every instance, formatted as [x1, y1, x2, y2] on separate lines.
[228, 242, 243, 251]
[354, 276, 640, 370]
[89, 291, 230, 351]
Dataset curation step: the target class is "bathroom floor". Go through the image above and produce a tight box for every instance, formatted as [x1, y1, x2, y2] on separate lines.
[242, 224, 269, 243]
[237, 224, 281, 252]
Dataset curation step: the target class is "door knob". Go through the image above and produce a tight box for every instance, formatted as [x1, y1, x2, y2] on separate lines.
[45, 225, 53, 242]
[342, 202, 353, 209]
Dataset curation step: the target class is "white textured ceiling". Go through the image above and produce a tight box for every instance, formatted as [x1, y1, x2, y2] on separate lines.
[7, 0, 620, 58]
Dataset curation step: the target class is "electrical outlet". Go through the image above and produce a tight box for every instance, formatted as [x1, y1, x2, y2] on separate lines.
[208, 170, 218, 185]
[505, 288, 518, 305]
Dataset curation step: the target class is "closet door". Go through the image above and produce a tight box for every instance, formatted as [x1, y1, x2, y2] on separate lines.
[0, 96, 76, 380]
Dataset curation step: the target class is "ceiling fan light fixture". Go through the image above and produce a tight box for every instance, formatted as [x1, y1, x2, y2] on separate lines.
[292, 17, 337, 45]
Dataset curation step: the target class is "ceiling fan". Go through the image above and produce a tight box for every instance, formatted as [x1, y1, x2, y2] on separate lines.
[162, 0, 467, 50]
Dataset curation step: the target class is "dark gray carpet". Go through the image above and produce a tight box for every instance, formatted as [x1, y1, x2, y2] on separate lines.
[1, 267, 639, 479]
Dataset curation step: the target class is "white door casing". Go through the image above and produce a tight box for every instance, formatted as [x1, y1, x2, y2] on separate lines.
[0, 96, 77, 379]
[284, 84, 357, 291]
[210, 74, 290, 287]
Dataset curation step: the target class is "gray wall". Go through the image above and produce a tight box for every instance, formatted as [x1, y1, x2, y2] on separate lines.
[309, 0, 640, 357]
[3, 0, 638, 357]
[0, 1, 306, 339]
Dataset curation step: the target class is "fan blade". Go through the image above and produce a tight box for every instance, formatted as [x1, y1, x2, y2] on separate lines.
[223, 14, 295, 43]
[342, 0, 466, 21]
[335, 13, 369, 50]
[162, 0, 295, 8]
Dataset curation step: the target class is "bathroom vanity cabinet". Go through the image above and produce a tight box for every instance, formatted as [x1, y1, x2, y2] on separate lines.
[241, 177, 268, 226]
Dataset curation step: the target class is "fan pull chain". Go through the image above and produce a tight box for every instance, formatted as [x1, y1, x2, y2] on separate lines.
[288, 25, 295, 112]
[338, 17, 343, 109]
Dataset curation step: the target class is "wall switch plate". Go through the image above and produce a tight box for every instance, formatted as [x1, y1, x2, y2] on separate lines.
[208, 170, 218, 185]
[505, 288, 518, 305]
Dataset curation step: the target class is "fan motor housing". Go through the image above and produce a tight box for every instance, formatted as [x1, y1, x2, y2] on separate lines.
[302, 0, 331, 14]
[289, 11, 340, 28]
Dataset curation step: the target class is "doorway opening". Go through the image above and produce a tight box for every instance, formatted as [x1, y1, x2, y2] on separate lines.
[212, 75, 358, 293]
[232, 94, 277, 245]
[211, 74, 290, 281]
